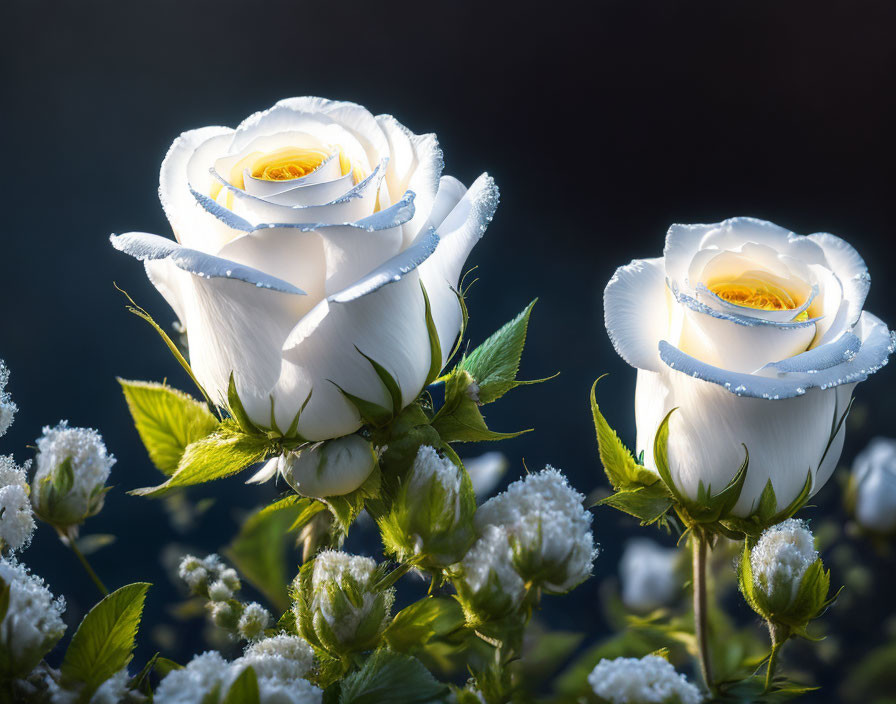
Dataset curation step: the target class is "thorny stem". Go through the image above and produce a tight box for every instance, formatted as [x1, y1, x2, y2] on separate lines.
[65, 535, 109, 597]
[692, 528, 715, 696]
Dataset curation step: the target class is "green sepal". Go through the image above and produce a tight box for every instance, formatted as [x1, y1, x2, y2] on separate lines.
[724, 471, 813, 538]
[129, 420, 271, 497]
[118, 379, 219, 475]
[227, 373, 264, 436]
[324, 462, 382, 535]
[332, 382, 393, 428]
[384, 597, 466, 654]
[60, 583, 151, 702]
[223, 664, 260, 704]
[431, 370, 530, 444]
[591, 376, 658, 490]
[421, 282, 444, 387]
[54, 457, 75, 495]
[356, 347, 403, 417]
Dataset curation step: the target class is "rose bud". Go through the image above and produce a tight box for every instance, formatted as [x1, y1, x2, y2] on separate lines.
[850, 437, 896, 533]
[619, 538, 682, 612]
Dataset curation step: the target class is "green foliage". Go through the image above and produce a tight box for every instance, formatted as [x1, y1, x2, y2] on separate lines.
[456, 300, 545, 404]
[384, 598, 466, 654]
[421, 282, 445, 387]
[129, 420, 271, 497]
[227, 373, 263, 437]
[723, 473, 813, 538]
[432, 370, 530, 443]
[596, 483, 674, 526]
[224, 495, 324, 612]
[60, 583, 150, 702]
[336, 649, 450, 704]
[118, 379, 218, 475]
[325, 463, 382, 535]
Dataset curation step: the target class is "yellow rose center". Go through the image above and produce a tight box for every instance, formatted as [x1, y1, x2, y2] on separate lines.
[250, 147, 330, 181]
[709, 275, 809, 321]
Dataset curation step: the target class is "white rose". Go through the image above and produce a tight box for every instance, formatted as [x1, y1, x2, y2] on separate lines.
[604, 217, 893, 517]
[111, 97, 498, 441]
[851, 437, 896, 533]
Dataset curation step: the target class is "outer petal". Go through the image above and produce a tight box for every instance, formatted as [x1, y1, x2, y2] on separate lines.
[376, 114, 444, 246]
[159, 126, 237, 253]
[635, 367, 841, 516]
[808, 232, 871, 330]
[603, 258, 669, 372]
[418, 173, 499, 368]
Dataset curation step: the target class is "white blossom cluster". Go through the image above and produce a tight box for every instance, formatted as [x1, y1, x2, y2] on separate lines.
[154, 635, 321, 704]
[42, 666, 132, 704]
[587, 655, 703, 704]
[750, 518, 817, 602]
[474, 467, 598, 593]
[458, 523, 525, 612]
[310, 550, 394, 643]
[0, 359, 17, 437]
[0, 557, 67, 677]
[619, 538, 681, 612]
[0, 453, 35, 552]
[33, 421, 115, 528]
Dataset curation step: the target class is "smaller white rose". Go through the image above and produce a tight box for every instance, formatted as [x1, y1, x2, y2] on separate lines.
[851, 437, 896, 533]
[618, 538, 681, 612]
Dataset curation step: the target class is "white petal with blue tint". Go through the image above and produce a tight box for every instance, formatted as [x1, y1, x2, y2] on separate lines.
[603, 258, 669, 372]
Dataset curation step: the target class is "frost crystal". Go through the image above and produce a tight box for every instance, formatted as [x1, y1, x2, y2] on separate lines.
[409, 446, 462, 502]
[0, 360, 17, 437]
[0, 454, 35, 552]
[587, 655, 703, 704]
[751, 519, 817, 602]
[475, 467, 598, 592]
[0, 557, 67, 677]
[619, 538, 681, 612]
[235, 634, 316, 682]
[238, 602, 273, 641]
[33, 421, 115, 528]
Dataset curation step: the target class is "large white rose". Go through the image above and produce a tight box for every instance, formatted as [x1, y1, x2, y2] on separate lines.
[111, 97, 497, 441]
[604, 217, 893, 517]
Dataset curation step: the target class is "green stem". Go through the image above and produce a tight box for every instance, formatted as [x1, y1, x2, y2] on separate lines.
[764, 622, 785, 693]
[692, 528, 715, 696]
[66, 537, 109, 597]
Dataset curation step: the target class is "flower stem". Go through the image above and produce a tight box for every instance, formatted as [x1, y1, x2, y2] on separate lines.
[66, 536, 109, 597]
[692, 528, 715, 695]
[375, 562, 412, 591]
[764, 622, 784, 693]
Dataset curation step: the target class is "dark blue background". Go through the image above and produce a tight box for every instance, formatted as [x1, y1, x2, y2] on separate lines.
[3, 0, 896, 697]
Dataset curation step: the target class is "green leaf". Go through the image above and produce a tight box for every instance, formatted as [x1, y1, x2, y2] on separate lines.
[384, 598, 465, 653]
[224, 495, 319, 612]
[129, 420, 271, 497]
[421, 282, 444, 387]
[325, 464, 382, 534]
[338, 649, 449, 704]
[119, 379, 219, 476]
[153, 657, 183, 679]
[596, 483, 673, 525]
[223, 665, 260, 704]
[456, 300, 547, 404]
[228, 373, 264, 436]
[591, 376, 657, 489]
[432, 371, 530, 444]
[60, 583, 150, 701]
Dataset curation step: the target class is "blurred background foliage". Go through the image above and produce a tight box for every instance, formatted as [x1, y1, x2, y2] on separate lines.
[3, 0, 896, 700]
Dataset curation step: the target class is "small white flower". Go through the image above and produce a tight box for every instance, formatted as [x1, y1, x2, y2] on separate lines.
[751, 518, 817, 604]
[235, 634, 316, 682]
[0, 360, 17, 437]
[299, 550, 394, 654]
[178, 555, 209, 592]
[0, 557, 67, 678]
[456, 524, 525, 621]
[619, 538, 681, 612]
[852, 437, 896, 533]
[207, 579, 232, 602]
[32, 422, 115, 530]
[238, 602, 273, 641]
[154, 651, 229, 704]
[587, 655, 703, 704]
[462, 451, 507, 500]
[219, 567, 241, 591]
[210, 601, 237, 630]
[475, 467, 598, 592]
[0, 454, 35, 552]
